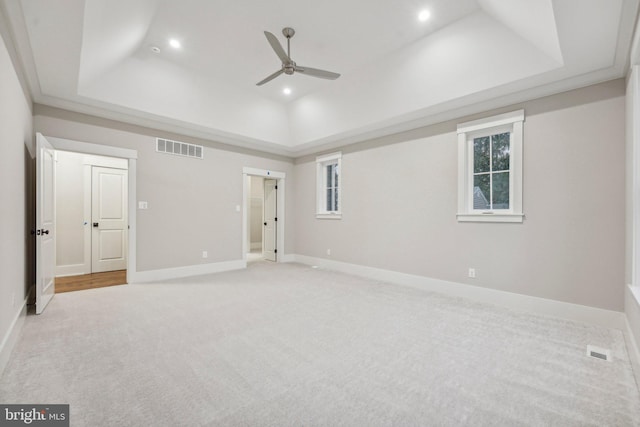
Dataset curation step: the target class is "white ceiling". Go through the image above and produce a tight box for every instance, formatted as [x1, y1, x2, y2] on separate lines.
[2, 0, 639, 156]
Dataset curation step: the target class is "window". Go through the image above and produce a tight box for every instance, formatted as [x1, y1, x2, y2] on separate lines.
[457, 110, 524, 222]
[316, 152, 342, 219]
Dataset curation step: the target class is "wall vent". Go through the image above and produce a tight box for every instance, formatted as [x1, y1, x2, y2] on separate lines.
[586, 345, 611, 362]
[156, 138, 203, 159]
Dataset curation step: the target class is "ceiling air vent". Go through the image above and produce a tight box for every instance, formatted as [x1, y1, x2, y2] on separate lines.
[586, 345, 611, 362]
[156, 138, 203, 159]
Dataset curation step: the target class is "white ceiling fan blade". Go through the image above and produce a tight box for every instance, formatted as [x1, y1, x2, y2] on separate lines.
[256, 69, 284, 86]
[295, 66, 340, 80]
[264, 31, 289, 64]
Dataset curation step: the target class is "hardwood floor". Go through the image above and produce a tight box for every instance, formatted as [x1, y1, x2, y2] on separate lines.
[55, 270, 127, 293]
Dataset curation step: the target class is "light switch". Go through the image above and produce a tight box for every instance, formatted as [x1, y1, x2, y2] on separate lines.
[138, 201, 148, 210]
[235, 205, 240, 212]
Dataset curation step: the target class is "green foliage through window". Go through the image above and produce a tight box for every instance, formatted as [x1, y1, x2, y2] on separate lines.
[473, 132, 510, 210]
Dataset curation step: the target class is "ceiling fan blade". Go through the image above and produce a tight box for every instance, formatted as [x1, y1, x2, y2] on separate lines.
[295, 66, 340, 80]
[256, 69, 284, 86]
[264, 31, 289, 64]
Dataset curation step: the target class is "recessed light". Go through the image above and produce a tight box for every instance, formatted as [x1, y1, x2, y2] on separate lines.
[418, 9, 431, 22]
[283, 87, 292, 95]
[150, 46, 161, 54]
[169, 39, 181, 49]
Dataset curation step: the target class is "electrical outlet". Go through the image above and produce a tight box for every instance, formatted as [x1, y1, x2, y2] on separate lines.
[202, 251, 208, 259]
[468, 268, 476, 278]
[327, 249, 331, 256]
[138, 201, 148, 210]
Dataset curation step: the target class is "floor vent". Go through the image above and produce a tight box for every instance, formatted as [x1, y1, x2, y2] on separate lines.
[586, 345, 611, 362]
[156, 138, 203, 159]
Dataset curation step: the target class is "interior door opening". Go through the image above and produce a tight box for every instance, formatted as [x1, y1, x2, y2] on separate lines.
[243, 168, 285, 264]
[53, 150, 129, 293]
[245, 176, 277, 262]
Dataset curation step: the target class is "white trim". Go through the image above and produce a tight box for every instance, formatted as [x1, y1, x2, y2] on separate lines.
[457, 110, 525, 134]
[457, 213, 524, 223]
[625, 284, 640, 375]
[242, 167, 285, 179]
[129, 260, 246, 283]
[82, 164, 92, 274]
[292, 254, 626, 330]
[316, 151, 342, 217]
[0, 286, 33, 377]
[127, 159, 137, 283]
[280, 254, 296, 263]
[47, 136, 137, 159]
[316, 152, 342, 163]
[242, 167, 286, 263]
[55, 264, 87, 277]
[316, 213, 343, 220]
[43, 135, 138, 282]
[625, 313, 640, 381]
[457, 111, 524, 222]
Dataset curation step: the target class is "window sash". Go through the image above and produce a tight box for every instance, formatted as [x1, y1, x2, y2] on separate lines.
[323, 162, 339, 212]
[316, 153, 341, 217]
[468, 131, 513, 213]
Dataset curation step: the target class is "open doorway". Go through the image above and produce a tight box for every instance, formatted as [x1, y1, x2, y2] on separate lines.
[242, 167, 286, 264]
[54, 150, 129, 292]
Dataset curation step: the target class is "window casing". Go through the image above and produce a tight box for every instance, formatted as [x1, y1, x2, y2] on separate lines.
[457, 110, 524, 223]
[316, 152, 342, 219]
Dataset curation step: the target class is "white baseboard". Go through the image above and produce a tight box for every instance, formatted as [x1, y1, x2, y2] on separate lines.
[0, 286, 33, 377]
[279, 254, 296, 263]
[624, 284, 640, 376]
[55, 263, 88, 277]
[129, 259, 246, 283]
[293, 255, 626, 331]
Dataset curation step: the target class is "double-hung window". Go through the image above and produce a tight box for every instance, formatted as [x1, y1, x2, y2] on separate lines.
[316, 152, 342, 219]
[457, 110, 524, 222]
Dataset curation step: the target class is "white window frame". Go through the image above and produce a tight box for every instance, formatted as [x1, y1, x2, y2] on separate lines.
[316, 152, 342, 219]
[457, 110, 524, 223]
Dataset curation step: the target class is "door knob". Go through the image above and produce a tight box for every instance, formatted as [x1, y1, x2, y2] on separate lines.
[264, 222, 267, 226]
[93, 223, 99, 227]
[42, 229, 49, 235]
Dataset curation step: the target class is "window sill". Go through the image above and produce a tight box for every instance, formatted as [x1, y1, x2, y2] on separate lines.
[316, 213, 342, 220]
[457, 213, 524, 223]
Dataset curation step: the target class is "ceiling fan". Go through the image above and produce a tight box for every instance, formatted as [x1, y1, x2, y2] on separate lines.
[256, 27, 341, 86]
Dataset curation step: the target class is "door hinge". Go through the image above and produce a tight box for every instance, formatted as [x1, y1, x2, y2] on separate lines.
[275, 185, 278, 190]
[275, 217, 278, 222]
[274, 249, 277, 254]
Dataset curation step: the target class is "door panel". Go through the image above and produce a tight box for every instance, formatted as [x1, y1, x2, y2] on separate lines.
[36, 133, 56, 314]
[92, 167, 128, 273]
[263, 179, 277, 262]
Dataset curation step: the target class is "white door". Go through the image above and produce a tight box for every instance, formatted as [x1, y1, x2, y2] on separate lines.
[91, 167, 128, 273]
[263, 179, 277, 262]
[36, 133, 56, 314]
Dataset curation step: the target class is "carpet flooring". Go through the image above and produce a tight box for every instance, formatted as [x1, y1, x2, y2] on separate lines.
[1, 261, 639, 426]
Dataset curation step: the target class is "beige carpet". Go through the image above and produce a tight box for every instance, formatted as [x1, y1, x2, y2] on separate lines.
[1, 261, 639, 426]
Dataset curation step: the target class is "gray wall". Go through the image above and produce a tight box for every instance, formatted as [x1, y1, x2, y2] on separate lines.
[294, 79, 626, 311]
[0, 27, 33, 371]
[35, 107, 295, 272]
[55, 151, 86, 268]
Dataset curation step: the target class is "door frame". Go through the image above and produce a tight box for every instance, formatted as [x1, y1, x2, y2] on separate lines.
[242, 167, 286, 262]
[42, 135, 138, 283]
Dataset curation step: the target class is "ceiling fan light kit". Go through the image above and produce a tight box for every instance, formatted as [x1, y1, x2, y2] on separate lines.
[256, 27, 341, 86]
